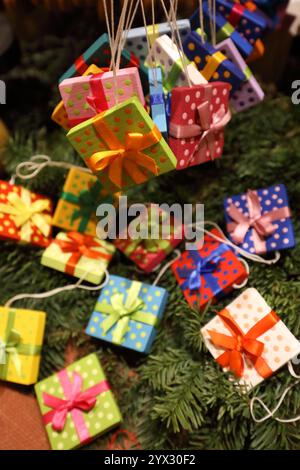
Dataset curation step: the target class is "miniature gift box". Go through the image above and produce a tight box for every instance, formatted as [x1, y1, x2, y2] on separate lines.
[171, 228, 248, 310]
[148, 67, 168, 140]
[215, 38, 264, 111]
[146, 35, 207, 93]
[86, 275, 168, 354]
[52, 168, 116, 237]
[67, 97, 177, 193]
[183, 31, 245, 94]
[59, 67, 145, 127]
[201, 288, 300, 389]
[224, 184, 295, 255]
[0, 306, 46, 385]
[41, 232, 115, 285]
[0, 181, 52, 247]
[52, 64, 105, 131]
[124, 19, 191, 62]
[59, 33, 149, 93]
[215, 0, 267, 45]
[114, 207, 184, 273]
[190, 6, 253, 58]
[168, 82, 231, 169]
[35, 353, 122, 450]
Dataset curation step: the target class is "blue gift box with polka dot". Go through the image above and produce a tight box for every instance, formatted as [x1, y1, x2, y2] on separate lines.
[86, 275, 168, 354]
[224, 184, 295, 255]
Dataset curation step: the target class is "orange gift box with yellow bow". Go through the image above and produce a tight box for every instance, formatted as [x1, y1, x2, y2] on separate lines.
[201, 288, 300, 390]
[67, 97, 177, 193]
[0, 181, 52, 247]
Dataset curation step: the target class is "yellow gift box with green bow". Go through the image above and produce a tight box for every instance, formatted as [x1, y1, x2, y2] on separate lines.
[86, 275, 168, 354]
[0, 307, 46, 385]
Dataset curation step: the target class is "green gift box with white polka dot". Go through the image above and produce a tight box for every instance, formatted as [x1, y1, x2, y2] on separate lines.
[86, 275, 168, 354]
[34, 353, 122, 450]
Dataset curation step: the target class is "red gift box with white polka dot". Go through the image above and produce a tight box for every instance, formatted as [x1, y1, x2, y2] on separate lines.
[0, 181, 53, 247]
[171, 228, 248, 310]
[168, 82, 231, 170]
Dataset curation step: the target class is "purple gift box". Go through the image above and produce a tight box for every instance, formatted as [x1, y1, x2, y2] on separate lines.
[215, 38, 264, 112]
[224, 184, 295, 255]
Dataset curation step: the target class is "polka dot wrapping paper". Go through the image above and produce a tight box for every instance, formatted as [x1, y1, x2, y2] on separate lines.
[146, 35, 207, 94]
[67, 97, 177, 193]
[58, 33, 149, 94]
[214, 38, 264, 112]
[183, 31, 245, 95]
[224, 184, 295, 255]
[190, 5, 253, 59]
[0, 181, 52, 247]
[201, 288, 300, 390]
[114, 208, 184, 273]
[171, 228, 248, 310]
[59, 67, 145, 127]
[52, 168, 117, 237]
[34, 353, 122, 450]
[124, 19, 191, 63]
[0, 307, 46, 385]
[86, 275, 168, 354]
[215, 0, 267, 45]
[168, 82, 231, 170]
[41, 232, 115, 285]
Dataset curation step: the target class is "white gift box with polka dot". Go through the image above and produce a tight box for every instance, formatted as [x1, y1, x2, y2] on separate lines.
[201, 288, 300, 390]
[35, 353, 122, 450]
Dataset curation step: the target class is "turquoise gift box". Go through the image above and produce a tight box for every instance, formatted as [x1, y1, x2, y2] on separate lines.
[86, 275, 168, 354]
[148, 67, 168, 140]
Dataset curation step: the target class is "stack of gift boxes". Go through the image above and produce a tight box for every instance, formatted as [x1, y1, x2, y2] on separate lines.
[0, 2, 295, 450]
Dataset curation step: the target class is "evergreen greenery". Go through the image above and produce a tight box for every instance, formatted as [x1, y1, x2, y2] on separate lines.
[1, 26, 300, 450]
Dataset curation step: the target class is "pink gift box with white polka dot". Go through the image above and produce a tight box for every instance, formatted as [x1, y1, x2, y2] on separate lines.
[168, 82, 231, 170]
[224, 184, 295, 255]
[201, 288, 300, 390]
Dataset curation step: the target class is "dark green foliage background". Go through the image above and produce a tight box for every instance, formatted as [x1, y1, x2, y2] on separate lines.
[1, 27, 300, 450]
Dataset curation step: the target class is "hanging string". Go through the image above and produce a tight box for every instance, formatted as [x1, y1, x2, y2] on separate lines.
[115, 0, 139, 73]
[103, 0, 118, 103]
[207, 0, 217, 46]
[10, 154, 91, 184]
[4, 269, 110, 308]
[198, 0, 205, 43]
[232, 257, 250, 289]
[140, 0, 157, 87]
[152, 249, 181, 286]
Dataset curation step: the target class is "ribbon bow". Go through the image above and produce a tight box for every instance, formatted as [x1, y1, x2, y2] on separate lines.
[0, 188, 51, 241]
[208, 308, 279, 378]
[169, 89, 231, 162]
[0, 329, 22, 376]
[177, 244, 229, 291]
[43, 371, 109, 433]
[87, 117, 161, 189]
[227, 189, 291, 253]
[72, 180, 109, 224]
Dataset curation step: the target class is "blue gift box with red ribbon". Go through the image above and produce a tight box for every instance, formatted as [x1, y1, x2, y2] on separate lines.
[224, 184, 295, 255]
[171, 228, 248, 310]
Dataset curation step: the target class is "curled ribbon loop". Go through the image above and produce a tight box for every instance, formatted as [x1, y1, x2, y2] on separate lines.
[0, 330, 22, 376]
[227, 190, 291, 253]
[87, 117, 161, 189]
[208, 308, 279, 378]
[0, 188, 51, 241]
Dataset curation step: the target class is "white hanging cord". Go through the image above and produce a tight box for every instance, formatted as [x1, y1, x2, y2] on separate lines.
[198, 0, 205, 42]
[288, 360, 300, 379]
[103, 0, 118, 103]
[208, 0, 217, 46]
[115, 0, 139, 72]
[140, 0, 157, 83]
[4, 269, 110, 308]
[152, 249, 181, 286]
[191, 220, 281, 266]
[10, 155, 91, 184]
[232, 257, 250, 289]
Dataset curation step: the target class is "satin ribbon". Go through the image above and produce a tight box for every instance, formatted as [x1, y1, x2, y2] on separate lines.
[201, 51, 227, 81]
[96, 282, 157, 344]
[55, 232, 112, 276]
[42, 370, 110, 443]
[169, 85, 231, 162]
[226, 189, 291, 254]
[216, 21, 235, 42]
[0, 187, 51, 242]
[0, 309, 42, 380]
[147, 24, 159, 47]
[243, 65, 252, 81]
[75, 55, 88, 75]
[177, 244, 230, 293]
[86, 118, 160, 189]
[86, 73, 108, 114]
[208, 308, 279, 378]
[163, 58, 187, 93]
[227, 3, 245, 27]
[61, 180, 111, 233]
